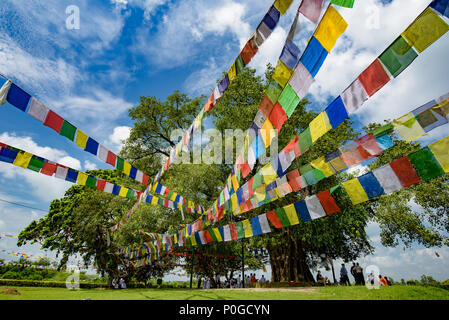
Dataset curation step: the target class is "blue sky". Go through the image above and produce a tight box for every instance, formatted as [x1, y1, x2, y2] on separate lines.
[0, 0, 449, 282]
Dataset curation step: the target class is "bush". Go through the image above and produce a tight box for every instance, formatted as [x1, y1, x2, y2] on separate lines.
[0, 279, 110, 289]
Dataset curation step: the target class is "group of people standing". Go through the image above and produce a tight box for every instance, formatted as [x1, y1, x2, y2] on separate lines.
[340, 262, 365, 285]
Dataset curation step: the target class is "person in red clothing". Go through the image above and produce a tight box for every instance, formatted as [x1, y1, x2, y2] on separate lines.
[379, 275, 389, 287]
[250, 273, 257, 284]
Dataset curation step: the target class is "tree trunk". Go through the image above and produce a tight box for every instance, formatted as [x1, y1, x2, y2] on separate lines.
[267, 234, 315, 283]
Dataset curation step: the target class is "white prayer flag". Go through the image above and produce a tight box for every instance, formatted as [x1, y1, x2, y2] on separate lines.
[28, 97, 49, 122]
[305, 195, 327, 220]
[372, 164, 403, 194]
[341, 79, 368, 114]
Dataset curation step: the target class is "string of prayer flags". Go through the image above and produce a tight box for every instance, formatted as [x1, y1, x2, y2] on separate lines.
[0, 142, 140, 200]
[290, 1, 449, 167]
[154, 0, 295, 183]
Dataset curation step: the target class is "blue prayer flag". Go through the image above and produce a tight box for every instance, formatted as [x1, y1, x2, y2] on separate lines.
[6, 83, 31, 112]
[85, 137, 99, 155]
[251, 217, 262, 236]
[299, 37, 328, 77]
[294, 200, 311, 222]
[65, 169, 78, 183]
[358, 172, 385, 199]
[430, 0, 449, 18]
[326, 96, 348, 129]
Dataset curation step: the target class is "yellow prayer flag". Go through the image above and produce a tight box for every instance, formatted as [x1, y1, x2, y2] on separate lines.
[402, 8, 449, 53]
[283, 203, 300, 226]
[254, 185, 267, 203]
[342, 178, 369, 205]
[242, 219, 253, 238]
[152, 182, 158, 192]
[329, 156, 347, 172]
[310, 156, 334, 177]
[123, 161, 132, 175]
[228, 62, 237, 82]
[76, 172, 88, 186]
[231, 174, 239, 191]
[272, 60, 293, 88]
[119, 187, 129, 198]
[274, 0, 294, 15]
[13, 152, 33, 168]
[261, 163, 277, 185]
[393, 112, 426, 142]
[227, 175, 233, 191]
[313, 5, 348, 53]
[429, 136, 449, 173]
[75, 130, 88, 149]
[213, 228, 223, 242]
[170, 192, 177, 201]
[309, 112, 332, 143]
[261, 118, 276, 147]
[231, 193, 238, 211]
[191, 235, 197, 246]
[151, 195, 159, 205]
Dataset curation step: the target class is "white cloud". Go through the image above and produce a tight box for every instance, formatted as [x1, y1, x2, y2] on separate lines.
[58, 156, 81, 171]
[84, 160, 97, 171]
[108, 126, 131, 153]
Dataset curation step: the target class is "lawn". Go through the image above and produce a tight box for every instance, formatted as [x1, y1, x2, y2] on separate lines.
[0, 285, 448, 300]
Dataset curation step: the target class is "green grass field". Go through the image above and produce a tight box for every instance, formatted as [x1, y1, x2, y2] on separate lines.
[1, 285, 448, 300]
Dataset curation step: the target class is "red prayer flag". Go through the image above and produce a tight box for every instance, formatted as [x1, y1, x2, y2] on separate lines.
[259, 94, 275, 117]
[267, 210, 283, 229]
[96, 179, 106, 191]
[284, 136, 301, 157]
[40, 162, 57, 176]
[43, 110, 64, 133]
[240, 38, 258, 65]
[286, 169, 302, 191]
[247, 177, 255, 197]
[142, 173, 149, 186]
[204, 230, 213, 243]
[316, 190, 340, 215]
[356, 133, 382, 157]
[204, 92, 214, 112]
[269, 102, 288, 132]
[240, 162, 251, 178]
[390, 156, 421, 187]
[358, 59, 391, 97]
[229, 223, 238, 240]
[106, 151, 117, 167]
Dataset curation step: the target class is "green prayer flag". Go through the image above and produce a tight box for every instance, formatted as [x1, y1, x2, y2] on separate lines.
[59, 121, 77, 141]
[27, 157, 45, 172]
[299, 164, 313, 176]
[252, 171, 264, 190]
[85, 176, 97, 188]
[409, 147, 444, 181]
[186, 237, 192, 247]
[312, 168, 326, 182]
[330, 184, 342, 194]
[266, 80, 283, 104]
[126, 188, 135, 199]
[330, 0, 355, 8]
[373, 123, 394, 137]
[278, 84, 300, 118]
[236, 221, 245, 239]
[275, 207, 291, 227]
[116, 157, 124, 171]
[299, 127, 312, 153]
[379, 36, 418, 78]
[236, 55, 245, 74]
[208, 229, 218, 242]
